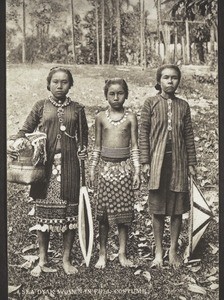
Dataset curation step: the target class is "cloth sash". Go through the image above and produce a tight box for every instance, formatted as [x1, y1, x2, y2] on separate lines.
[101, 146, 130, 159]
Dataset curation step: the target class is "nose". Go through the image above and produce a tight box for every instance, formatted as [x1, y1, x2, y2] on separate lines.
[57, 82, 63, 89]
[114, 93, 118, 100]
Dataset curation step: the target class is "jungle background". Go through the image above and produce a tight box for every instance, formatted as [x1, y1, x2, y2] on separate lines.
[6, 0, 219, 299]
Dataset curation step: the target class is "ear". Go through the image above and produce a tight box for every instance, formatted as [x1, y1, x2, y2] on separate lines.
[155, 83, 161, 91]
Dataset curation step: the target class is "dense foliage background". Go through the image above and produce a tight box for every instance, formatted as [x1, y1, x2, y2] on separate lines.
[6, 0, 218, 68]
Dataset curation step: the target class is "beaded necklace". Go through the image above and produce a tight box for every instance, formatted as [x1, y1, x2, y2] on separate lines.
[49, 96, 75, 139]
[105, 108, 129, 126]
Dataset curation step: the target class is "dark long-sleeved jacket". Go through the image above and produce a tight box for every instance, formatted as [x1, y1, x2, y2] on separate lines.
[12, 98, 88, 203]
[139, 94, 197, 192]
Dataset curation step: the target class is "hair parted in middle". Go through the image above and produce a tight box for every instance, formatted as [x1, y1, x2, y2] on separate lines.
[155, 64, 181, 91]
[104, 78, 129, 99]
[47, 66, 74, 91]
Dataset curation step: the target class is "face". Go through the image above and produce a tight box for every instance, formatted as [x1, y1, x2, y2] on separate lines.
[49, 71, 70, 100]
[159, 68, 180, 95]
[107, 84, 126, 109]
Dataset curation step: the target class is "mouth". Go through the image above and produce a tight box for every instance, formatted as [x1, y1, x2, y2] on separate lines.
[165, 86, 174, 91]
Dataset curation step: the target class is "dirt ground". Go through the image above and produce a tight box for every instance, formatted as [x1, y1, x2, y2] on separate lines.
[7, 64, 218, 300]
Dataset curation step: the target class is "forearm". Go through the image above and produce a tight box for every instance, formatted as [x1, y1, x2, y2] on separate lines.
[89, 148, 101, 171]
[131, 148, 140, 175]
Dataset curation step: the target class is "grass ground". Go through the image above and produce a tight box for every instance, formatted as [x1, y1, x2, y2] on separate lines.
[7, 64, 218, 300]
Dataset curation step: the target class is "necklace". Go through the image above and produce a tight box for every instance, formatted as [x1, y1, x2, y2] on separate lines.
[49, 96, 73, 135]
[49, 96, 71, 108]
[105, 108, 129, 126]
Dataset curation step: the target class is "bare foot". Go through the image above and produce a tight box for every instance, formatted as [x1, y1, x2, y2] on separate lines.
[151, 253, 163, 268]
[30, 259, 48, 277]
[95, 254, 107, 269]
[169, 250, 182, 269]
[119, 253, 134, 267]
[63, 261, 78, 275]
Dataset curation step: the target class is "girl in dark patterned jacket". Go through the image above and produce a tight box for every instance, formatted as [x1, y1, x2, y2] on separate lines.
[139, 64, 197, 268]
[7, 67, 88, 276]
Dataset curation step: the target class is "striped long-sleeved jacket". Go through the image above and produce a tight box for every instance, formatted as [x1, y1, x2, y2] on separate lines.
[139, 94, 197, 192]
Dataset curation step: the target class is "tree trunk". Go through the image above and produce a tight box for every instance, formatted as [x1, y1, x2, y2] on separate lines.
[174, 25, 178, 63]
[163, 22, 170, 63]
[116, 0, 121, 65]
[71, 0, 76, 63]
[22, 0, 26, 63]
[196, 42, 205, 63]
[211, 20, 218, 45]
[185, 18, 190, 64]
[108, 20, 113, 64]
[156, 0, 161, 58]
[210, 25, 215, 53]
[101, 0, 105, 65]
[181, 36, 186, 64]
[140, 0, 143, 66]
[95, 0, 100, 65]
[143, 0, 146, 67]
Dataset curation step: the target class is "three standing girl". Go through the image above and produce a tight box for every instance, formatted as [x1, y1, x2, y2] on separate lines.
[8, 64, 197, 274]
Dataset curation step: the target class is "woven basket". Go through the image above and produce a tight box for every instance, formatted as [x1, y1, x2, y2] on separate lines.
[7, 160, 45, 185]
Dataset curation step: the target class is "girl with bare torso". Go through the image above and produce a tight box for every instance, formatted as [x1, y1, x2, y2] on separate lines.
[89, 78, 140, 268]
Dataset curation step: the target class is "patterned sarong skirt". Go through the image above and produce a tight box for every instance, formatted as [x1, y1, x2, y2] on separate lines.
[97, 158, 134, 225]
[35, 153, 78, 232]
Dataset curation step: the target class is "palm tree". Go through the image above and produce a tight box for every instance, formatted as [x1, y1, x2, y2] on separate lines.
[95, 0, 100, 65]
[155, 0, 171, 62]
[101, 0, 105, 65]
[22, 0, 26, 63]
[116, 0, 121, 64]
[116, 0, 131, 65]
[140, 0, 146, 67]
[107, 0, 114, 64]
[154, 0, 161, 57]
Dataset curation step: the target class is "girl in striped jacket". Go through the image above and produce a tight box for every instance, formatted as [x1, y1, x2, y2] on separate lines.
[139, 64, 197, 268]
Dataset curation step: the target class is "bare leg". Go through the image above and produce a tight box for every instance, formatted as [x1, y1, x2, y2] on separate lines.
[118, 224, 133, 267]
[62, 229, 78, 275]
[152, 214, 165, 268]
[169, 214, 182, 268]
[31, 230, 50, 277]
[95, 220, 109, 269]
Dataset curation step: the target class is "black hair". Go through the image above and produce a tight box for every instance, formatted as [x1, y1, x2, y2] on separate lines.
[47, 67, 74, 91]
[155, 64, 181, 91]
[104, 78, 129, 99]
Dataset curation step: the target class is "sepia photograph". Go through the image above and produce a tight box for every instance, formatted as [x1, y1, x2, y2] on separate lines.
[5, 0, 218, 299]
